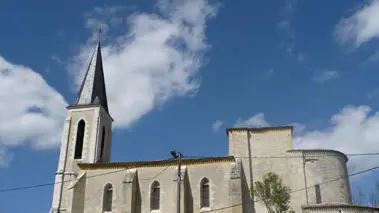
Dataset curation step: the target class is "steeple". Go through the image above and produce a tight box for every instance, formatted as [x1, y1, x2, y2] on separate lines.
[73, 41, 109, 113]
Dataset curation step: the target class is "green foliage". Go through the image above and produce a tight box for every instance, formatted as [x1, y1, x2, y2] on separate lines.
[251, 172, 294, 213]
[370, 180, 379, 206]
[353, 179, 379, 206]
[352, 187, 365, 205]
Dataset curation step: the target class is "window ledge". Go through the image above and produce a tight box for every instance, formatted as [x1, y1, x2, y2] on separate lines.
[103, 211, 112, 213]
[200, 207, 211, 212]
[151, 210, 161, 213]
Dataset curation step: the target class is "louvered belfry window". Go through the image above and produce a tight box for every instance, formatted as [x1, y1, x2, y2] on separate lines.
[74, 120, 85, 159]
[99, 126, 106, 162]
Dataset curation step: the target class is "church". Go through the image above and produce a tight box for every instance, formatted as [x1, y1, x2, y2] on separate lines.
[49, 42, 379, 213]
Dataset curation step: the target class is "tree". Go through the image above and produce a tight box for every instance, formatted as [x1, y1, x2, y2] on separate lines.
[251, 172, 294, 213]
[352, 187, 365, 205]
[370, 181, 379, 207]
[352, 179, 379, 206]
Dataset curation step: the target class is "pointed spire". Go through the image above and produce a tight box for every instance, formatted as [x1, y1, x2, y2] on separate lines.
[73, 38, 109, 113]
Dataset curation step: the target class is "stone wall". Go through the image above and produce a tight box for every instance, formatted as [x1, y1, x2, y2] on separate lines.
[227, 127, 352, 213]
[73, 161, 241, 213]
[288, 150, 351, 205]
[50, 105, 113, 213]
[227, 127, 298, 212]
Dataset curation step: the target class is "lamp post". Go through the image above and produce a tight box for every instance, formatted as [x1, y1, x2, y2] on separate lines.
[170, 150, 183, 213]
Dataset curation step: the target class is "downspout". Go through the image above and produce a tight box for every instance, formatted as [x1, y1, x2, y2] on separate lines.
[247, 131, 254, 188]
[247, 131, 257, 213]
[302, 152, 309, 204]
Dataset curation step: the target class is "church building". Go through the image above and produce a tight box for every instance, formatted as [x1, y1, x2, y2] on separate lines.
[49, 42, 379, 213]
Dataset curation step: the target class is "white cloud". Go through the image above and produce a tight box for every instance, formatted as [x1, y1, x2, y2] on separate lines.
[235, 105, 379, 174]
[234, 113, 306, 136]
[0, 0, 219, 166]
[367, 88, 379, 99]
[365, 50, 379, 64]
[334, 0, 379, 47]
[0, 145, 12, 167]
[311, 70, 339, 83]
[212, 120, 224, 132]
[296, 52, 306, 63]
[235, 113, 269, 128]
[278, 0, 297, 37]
[0, 56, 68, 166]
[291, 122, 307, 136]
[278, 0, 303, 61]
[262, 68, 274, 79]
[69, 0, 220, 128]
[266, 68, 274, 75]
[84, 5, 128, 40]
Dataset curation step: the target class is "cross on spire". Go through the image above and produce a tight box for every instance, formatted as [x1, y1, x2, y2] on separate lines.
[98, 28, 102, 44]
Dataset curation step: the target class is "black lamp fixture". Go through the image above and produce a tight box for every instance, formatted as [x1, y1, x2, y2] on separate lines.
[170, 150, 178, 159]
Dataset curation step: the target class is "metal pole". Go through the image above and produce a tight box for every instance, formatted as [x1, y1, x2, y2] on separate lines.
[177, 152, 182, 213]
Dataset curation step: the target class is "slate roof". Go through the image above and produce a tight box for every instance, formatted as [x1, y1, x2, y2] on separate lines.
[77, 156, 235, 170]
[73, 42, 109, 113]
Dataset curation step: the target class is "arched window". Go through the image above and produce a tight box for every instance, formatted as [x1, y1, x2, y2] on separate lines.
[200, 178, 210, 208]
[74, 120, 85, 159]
[151, 181, 160, 210]
[103, 183, 113, 212]
[99, 126, 106, 162]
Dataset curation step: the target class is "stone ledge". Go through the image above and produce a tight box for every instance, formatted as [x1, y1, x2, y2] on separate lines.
[287, 149, 348, 162]
[302, 203, 379, 212]
[226, 125, 293, 135]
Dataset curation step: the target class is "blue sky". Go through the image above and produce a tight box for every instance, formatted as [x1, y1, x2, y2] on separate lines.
[1, 0, 379, 212]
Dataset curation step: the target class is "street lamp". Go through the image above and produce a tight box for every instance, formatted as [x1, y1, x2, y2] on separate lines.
[170, 150, 183, 213]
[170, 150, 179, 159]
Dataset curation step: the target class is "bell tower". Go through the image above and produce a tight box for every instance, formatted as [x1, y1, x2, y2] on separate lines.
[50, 40, 113, 213]
[67, 40, 113, 164]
